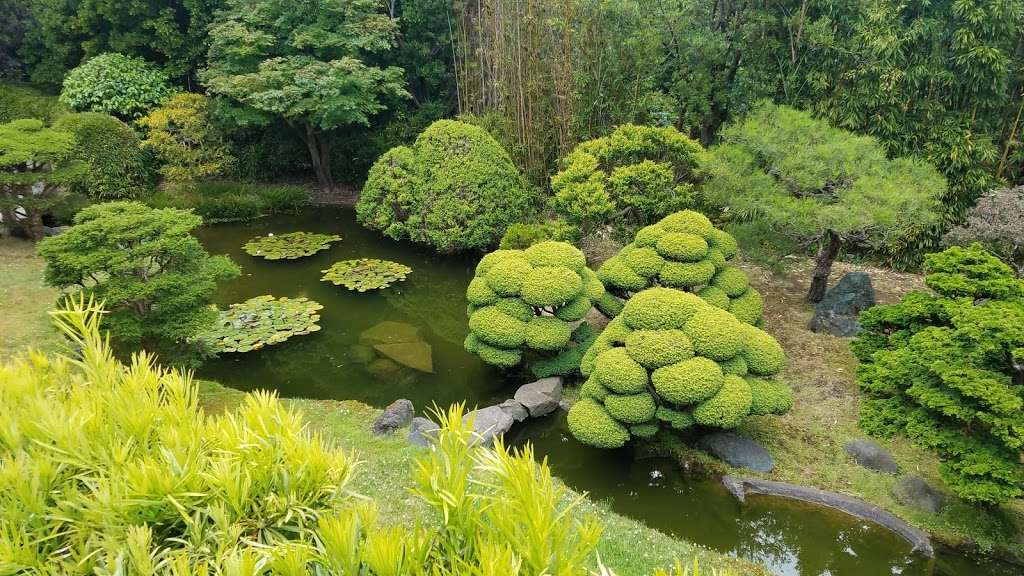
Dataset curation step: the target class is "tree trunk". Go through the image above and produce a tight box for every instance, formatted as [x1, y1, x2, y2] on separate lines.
[22, 209, 45, 241]
[807, 230, 841, 303]
[303, 123, 334, 192]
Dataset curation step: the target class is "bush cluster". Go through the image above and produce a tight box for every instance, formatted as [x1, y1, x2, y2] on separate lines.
[148, 181, 310, 222]
[550, 124, 703, 228]
[499, 219, 579, 249]
[59, 53, 173, 119]
[596, 210, 763, 324]
[852, 244, 1024, 504]
[464, 241, 605, 370]
[357, 119, 534, 253]
[568, 287, 790, 448]
[137, 93, 235, 184]
[52, 112, 151, 199]
[0, 83, 68, 124]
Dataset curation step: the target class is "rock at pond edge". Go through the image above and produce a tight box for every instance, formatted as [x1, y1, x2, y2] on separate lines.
[373, 399, 414, 436]
[513, 376, 563, 418]
[844, 438, 899, 474]
[465, 405, 515, 447]
[892, 475, 945, 514]
[409, 417, 440, 447]
[700, 432, 774, 473]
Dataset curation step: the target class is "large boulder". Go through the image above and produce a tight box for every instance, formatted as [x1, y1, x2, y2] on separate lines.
[700, 432, 774, 473]
[372, 399, 414, 436]
[513, 377, 563, 418]
[808, 272, 876, 337]
[892, 475, 945, 514]
[408, 416, 440, 447]
[464, 405, 515, 446]
[844, 438, 899, 474]
[498, 398, 529, 422]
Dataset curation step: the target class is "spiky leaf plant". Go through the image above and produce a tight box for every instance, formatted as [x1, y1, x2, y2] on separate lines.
[321, 258, 412, 291]
[196, 295, 323, 353]
[596, 210, 764, 325]
[244, 231, 342, 260]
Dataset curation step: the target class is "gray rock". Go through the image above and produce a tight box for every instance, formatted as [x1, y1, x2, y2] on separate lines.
[408, 417, 440, 447]
[42, 225, 69, 236]
[513, 377, 563, 417]
[809, 272, 876, 337]
[844, 438, 899, 474]
[464, 405, 515, 446]
[498, 399, 529, 422]
[700, 432, 774, 473]
[372, 399, 414, 436]
[558, 398, 574, 412]
[893, 476, 945, 514]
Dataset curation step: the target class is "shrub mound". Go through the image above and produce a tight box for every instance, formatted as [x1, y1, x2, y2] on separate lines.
[853, 244, 1024, 504]
[52, 112, 151, 199]
[568, 287, 790, 449]
[59, 53, 173, 119]
[464, 241, 605, 370]
[596, 210, 763, 324]
[357, 119, 534, 253]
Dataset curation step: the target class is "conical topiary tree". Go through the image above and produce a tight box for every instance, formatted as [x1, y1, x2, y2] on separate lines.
[464, 241, 605, 372]
[596, 210, 764, 325]
[567, 287, 792, 449]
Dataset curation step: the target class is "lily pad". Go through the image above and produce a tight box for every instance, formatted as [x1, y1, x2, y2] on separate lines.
[243, 231, 342, 260]
[321, 259, 412, 291]
[198, 295, 324, 353]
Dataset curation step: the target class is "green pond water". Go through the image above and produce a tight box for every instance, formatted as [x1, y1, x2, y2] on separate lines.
[196, 207, 1019, 576]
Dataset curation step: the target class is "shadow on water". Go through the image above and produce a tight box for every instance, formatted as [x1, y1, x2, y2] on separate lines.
[196, 207, 1019, 576]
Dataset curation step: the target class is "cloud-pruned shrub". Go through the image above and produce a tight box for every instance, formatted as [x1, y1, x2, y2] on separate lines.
[59, 53, 173, 119]
[52, 112, 151, 199]
[567, 287, 790, 448]
[464, 241, 605, 371]
[596, 210, 763, 324]
[853, 244, 1024, 504]
[357, 119, 534, 253]
[550, 124, 703, 229]
[942, 186, 1024, 275]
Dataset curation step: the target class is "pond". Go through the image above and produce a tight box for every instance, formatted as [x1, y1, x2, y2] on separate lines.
[196, 207, 1018, 576]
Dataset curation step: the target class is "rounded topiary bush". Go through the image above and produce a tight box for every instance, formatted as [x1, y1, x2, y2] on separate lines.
[357, 120, 534, 253]
[464, 241, 604, 371]
[596, 210, 764, 324]
[52, 112, 151, 199]
[570, 287, 790, 448]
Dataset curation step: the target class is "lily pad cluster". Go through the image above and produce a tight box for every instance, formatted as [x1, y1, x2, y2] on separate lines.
[243, 231, 342, 260]
[567, 287, 792, 449]
[464, 241, 605, 369]
[321, 258, 412, 291]
[198, 295, 323, 353]
[597, 210, 764, 324]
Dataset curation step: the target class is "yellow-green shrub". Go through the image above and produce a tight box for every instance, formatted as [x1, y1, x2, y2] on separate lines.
[569, 287, 791, 448]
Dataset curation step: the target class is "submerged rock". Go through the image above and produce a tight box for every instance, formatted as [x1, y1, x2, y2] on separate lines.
[808, 272, 876, 337]
[373, 341, 433, 373]
[892, 475, 945, 514]
[347, 344, 376, 364]
[372, 399, 414, 436]
[408, 416, 440, 446]
[513, 376, 563, 418]
[465, 405, 515, 446]
[359, 321, 422, 345]
[700, 432, 774, 473]
[844, 438, 899, 474]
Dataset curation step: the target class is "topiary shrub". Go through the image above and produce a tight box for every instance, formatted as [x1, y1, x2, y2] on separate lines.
[499, 219, 579, 249]
[59, 53, 173, 119]
[853, 244, 1024, 504]
[550, 124, 703, 229]
[597, 210, 764, 324]
[464, 241, 605, 371]
[357, 119, 534, 253]
[52, 112, 151, 199]
[567, 287, 790, 449]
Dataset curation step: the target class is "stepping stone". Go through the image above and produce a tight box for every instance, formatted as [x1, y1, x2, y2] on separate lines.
[893, 475, 945, 514]
[464, 405, 515, 447]
[373, 341, 433, 373]
[513, 376, 563, 417]
[498, 399, 529, 422]
[409, 417, 440, 446]
[700, 432, 774, 473]
[844, 438, 899, 474]
[359, 321, 422, 345]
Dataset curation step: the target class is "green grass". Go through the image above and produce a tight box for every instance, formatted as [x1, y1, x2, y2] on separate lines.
[197, 381, 764, 576]
[146, 180, 310, 222]
[0, 238, 60, 357]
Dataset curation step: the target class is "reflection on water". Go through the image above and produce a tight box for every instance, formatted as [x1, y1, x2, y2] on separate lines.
[196, 207, 1018, 576]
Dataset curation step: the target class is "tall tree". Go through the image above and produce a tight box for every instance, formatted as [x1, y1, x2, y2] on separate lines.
[202, 0, 408, 191]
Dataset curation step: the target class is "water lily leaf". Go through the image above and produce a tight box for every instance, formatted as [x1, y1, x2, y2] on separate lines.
[243, 232, 342, 260]
[197, 295, 324, 353]
[320, 259, 412, 291]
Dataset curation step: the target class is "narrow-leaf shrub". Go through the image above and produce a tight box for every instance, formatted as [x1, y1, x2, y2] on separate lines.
[550, 124, 703, 229]
[852, 244, 1024, 504]
[137, 93, 235, 185]
[357, 119, 534, 253]
[568, 287, 790, 449]
[464, 241, 605, 371]
[0, 303, 604, 574]
[59, 53, 173, 119]
[52, 112, 151, 199]
[499, 219, 579, 249]
[597, 210, 763, 324]
[37, 202, 240, 364]
[942, 186, 1024, 275]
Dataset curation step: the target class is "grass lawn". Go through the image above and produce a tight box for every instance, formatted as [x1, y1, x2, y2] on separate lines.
[0, 237, 60, 357]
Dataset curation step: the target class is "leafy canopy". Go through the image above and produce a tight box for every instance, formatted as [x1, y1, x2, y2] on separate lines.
[59, 53, 173, 119]
[37, 202, 240, 363]
[52, 112, 151, 200]
[137, 93, 235, 184]
[852, 245, 1024, 504]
